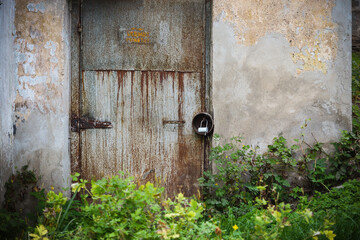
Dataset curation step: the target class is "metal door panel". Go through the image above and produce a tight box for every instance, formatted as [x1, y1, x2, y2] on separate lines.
[80, 70, 204, 195]
[71, 0, 209, 197]
[82, 0, 205, 72]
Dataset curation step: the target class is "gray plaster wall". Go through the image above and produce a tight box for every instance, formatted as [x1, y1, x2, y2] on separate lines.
[212, 0, 352, 149]
[0, 0, 16, 204]
[0, 0, 71, 202]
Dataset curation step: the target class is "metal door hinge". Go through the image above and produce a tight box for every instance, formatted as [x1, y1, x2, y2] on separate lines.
[71, 117, 112, 132]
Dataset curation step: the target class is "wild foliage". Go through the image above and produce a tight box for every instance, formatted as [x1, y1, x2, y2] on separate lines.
[199, 132, 359, 239]
[352, 53, 360, 129]
[2, 53, 360, 239]
[199, 126, 360, 216]
[0, 165, 45, 240]
[30, 173, 220, 240]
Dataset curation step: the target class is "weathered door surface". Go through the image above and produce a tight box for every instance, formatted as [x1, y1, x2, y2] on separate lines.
[71, 0, 209, 196]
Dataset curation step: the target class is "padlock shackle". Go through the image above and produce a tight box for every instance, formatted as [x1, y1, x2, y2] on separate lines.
[199, 118, 208, 128]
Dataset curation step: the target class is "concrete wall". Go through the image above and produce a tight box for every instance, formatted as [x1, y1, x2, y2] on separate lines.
[0, 0, 70, 202]
[212, 0, 352, 149]
[0, 0, 16, 204]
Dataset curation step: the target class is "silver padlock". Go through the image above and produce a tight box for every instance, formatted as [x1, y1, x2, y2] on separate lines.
[198, 119, 209, 135]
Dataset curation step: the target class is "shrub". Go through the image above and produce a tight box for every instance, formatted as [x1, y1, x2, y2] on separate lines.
[199, 130, 321, 216]
[0, 165, 45, 240]
[32, 173, 219, 240]
[212, 201, 335, 240]
[308, 179, 360, 240]
[352, 52, 360, 129]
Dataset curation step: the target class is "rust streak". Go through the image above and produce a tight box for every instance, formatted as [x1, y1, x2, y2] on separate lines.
[116, 71, 125, 108]
[140, 71, 145, 126]
[131, 71, 134, 108]
[145, 71, 149, 125]
[178, 72, 184, 121]
[81, 70, 86, 103]
[130, 70, 135, 171]
[200, 73, 205, 111]
[121, 72, 125, 123]
[172, 72, 175, 93]
[102, 71, 105, 85]
[152, 71, 157, 97]
[115, 71, 125, 173]
[170, 72, 175, 92]
[176, 72, 188, 195]
[159, 72, 163, 87]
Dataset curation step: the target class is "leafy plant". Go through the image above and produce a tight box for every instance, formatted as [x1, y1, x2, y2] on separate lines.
[0, 165, 45, 240]
[199, 134, 306, 216]
[0, 209, 27, 240]
[329, 130, 360, 181]
[33, 173, 84, 239]
[214, 200, 335, 240]
[158, 193, 217, 239]
[308, 179, 360, 240]
[30, 225, 49, 240]
[352, 53, 360, 130]
[198, 135, 259, 216]
[33, 172, 220, 240]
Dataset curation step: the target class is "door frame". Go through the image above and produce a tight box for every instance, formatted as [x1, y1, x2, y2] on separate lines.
[69, 0, 213, 179]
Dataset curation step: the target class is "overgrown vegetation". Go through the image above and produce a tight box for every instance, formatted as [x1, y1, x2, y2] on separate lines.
[199, 127, 360, 216]
[31, 174, 221, 240]
[0, 165, 45, 240]
[198, 130, 359, 240]
[1, 54, 360, 239]
[352, 53, 360, 129]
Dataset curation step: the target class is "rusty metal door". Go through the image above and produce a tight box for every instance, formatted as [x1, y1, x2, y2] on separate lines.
[70, 0, 210, 196]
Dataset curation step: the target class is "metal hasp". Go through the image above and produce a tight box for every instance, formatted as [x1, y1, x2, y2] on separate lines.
[162, 120, 186, 125]
[71, 117, 112, 132]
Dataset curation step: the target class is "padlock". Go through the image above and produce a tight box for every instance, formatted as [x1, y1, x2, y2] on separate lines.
[198, 127, 208, 133]
[192, 112, 214, 136]
[198, 119, 209, 134]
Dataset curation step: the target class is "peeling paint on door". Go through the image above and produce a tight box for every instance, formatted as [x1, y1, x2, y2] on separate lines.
[80, 71, 204, 196]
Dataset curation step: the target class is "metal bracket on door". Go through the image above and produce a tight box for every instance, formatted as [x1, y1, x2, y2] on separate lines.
[71, 117, 112, 132]
[162, 120, 186, 125]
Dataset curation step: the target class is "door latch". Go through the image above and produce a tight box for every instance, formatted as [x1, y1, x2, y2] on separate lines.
[71, 117, 112, 132]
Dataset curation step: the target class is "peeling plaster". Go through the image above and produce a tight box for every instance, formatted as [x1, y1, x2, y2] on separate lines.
[44, 40, 58, 56]
[14, 0, 65, 117]
[27, 2, 45, 13]
[6, 0, 71, 198]
[214, 0, 338, 74]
